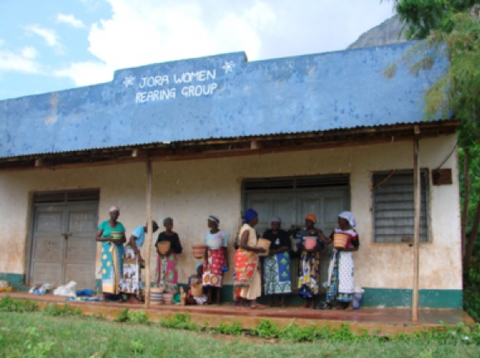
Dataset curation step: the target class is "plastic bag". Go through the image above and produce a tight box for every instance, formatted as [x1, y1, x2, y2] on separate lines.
[53, 281, 77, 297]
[352, 286, 364, 310]
[28, 283, 53, 295]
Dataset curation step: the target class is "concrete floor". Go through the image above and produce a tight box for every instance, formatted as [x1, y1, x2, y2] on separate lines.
[1, 292, 474, 335]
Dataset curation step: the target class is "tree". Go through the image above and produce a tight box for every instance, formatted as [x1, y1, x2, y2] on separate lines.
[384, 1, 480, 272]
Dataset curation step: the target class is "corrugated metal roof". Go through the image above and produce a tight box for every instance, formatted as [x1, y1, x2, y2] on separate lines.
[0, 43, 448, 159]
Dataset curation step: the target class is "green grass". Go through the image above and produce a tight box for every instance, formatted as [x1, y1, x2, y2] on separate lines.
[1, 312, 480, 358]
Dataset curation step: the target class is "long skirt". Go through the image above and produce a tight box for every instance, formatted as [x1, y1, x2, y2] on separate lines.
[154, 252, 178, 294]
[263, 251, 292, 295]
[203, 248, 225, 288]
[297, 250, 320, 298]
[326, 251, 354, 302]
[234, 248, 260, 300]
[119, 245, 142, 297]
[101, 242, 124, 295]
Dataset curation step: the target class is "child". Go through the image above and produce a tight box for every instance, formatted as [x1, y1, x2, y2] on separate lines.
[180, 263, 208, 306]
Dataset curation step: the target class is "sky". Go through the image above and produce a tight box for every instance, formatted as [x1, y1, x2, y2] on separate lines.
[0, 0, 395, 101]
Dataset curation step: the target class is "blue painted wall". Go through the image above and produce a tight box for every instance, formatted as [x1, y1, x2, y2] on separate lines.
[0, 42, 446, 158]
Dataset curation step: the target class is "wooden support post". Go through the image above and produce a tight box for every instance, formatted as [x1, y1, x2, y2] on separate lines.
[144, 158, 153, 309]
[412, 137, 421, 322]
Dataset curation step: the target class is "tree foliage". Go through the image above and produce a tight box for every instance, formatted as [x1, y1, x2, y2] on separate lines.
[385, 1, 480, 273]
[392, 0, 479, 39]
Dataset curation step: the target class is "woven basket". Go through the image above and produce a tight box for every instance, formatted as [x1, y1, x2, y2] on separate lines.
[191, 283, 203, 298]
[163, 293, 174, 305]
[192, 244, 207, 259]
[256, 238, 271, 257]
[150, 287, 163, 305]
[111, 231, 123, 240]
[156, 241, 171, 255]
[333, 233, 348, 249]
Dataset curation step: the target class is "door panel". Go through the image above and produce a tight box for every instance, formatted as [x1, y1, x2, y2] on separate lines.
[63, 205, 98, 289]
[30, 208, 65, 286]
[29, 201, 98, 289]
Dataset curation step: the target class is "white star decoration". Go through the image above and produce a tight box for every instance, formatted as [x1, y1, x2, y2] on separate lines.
[222, 61, 235, 74]
[123, 76, 135, 88]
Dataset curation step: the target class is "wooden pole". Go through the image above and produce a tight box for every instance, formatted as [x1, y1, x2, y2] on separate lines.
[144, 158, 153, 309]
[412, 137, 421, 322]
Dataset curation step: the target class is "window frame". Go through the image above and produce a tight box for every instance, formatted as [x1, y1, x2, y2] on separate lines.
[372, 169, 431, 244]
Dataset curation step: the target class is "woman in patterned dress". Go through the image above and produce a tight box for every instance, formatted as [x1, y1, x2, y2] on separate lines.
[202, 215, 229, 305]
[119, 221, 159, 304]
[262, 216, 291, 307]
[234, 209, 266, 308]
[319, 211, 360, 310]
[297, 214, 326, 309]
[95, 206, 126, 301]
[154, 217, 183, 293]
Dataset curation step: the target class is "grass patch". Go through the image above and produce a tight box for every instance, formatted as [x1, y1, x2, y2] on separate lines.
[42, 303, 82, 317]
[115, 309, 150, 325]
[0, 295, 39, 313]
[1, 312, 480, 358]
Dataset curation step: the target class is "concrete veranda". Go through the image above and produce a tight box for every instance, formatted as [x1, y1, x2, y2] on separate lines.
[1, 292, 474, 336]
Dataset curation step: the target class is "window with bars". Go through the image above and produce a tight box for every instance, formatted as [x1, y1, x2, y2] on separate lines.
[372, 170, 429, 243]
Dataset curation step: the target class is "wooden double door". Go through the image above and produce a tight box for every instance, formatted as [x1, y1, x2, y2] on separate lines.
[29, 201, 98, 289]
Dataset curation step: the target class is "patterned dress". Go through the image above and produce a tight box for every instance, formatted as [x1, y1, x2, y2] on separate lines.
[98, 220, 126, 295]
[119, 226, 146, 297]
[203, 231, 228, 288]
[262, 229, 292, 295]
[234, 223, 261, 300]
[326, 228, 360, 303]
[297, 229, 322, 298]
[154, 231, 182, 294]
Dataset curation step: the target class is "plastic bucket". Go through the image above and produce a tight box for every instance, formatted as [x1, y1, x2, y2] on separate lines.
[304, 236, 317, 250]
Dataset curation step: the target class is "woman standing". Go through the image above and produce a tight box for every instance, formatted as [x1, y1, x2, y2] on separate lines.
[96, 206, 126, 301]
[262, 216, 291, 307]
[203, 215, 229, 305]
[119, 220, 159, 304]
[234, 209, 266, 308]
[297, 214, 325, 309]
[320, 211, 359, 310]
[154, 217, 183, 294]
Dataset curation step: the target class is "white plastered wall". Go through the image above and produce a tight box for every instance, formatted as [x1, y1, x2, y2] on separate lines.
[0, 134, 461, 290]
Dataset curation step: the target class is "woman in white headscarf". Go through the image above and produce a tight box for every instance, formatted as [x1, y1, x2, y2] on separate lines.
[318, 211, 360, 310]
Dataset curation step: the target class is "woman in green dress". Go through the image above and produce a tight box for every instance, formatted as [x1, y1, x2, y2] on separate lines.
[95, 206, 126, 301]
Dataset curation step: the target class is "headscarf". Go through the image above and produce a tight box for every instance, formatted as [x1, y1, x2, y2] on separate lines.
[109, 206, 120, 213]
[208, 215, 220, 225]
[271, 216, 282, 223]
[306, 214, 317, 224]
[243, 209, 258, 224]
[163, 217, 173, 226]
[339, 211, 356, 228]
[195, 262, 203, 273]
